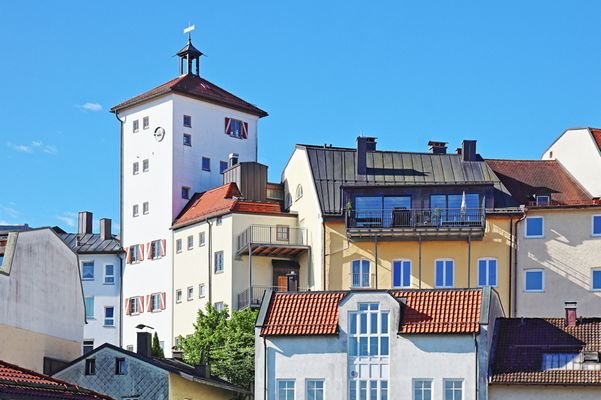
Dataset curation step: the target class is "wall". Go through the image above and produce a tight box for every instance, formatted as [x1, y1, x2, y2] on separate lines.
[324, 216, 512, 311]
[516, 208, 601, 317]
[0, 229, 84, 371]
[542, 128, 601, 197]
[490, 385, 601, 400]
[168, 373, 237, 400]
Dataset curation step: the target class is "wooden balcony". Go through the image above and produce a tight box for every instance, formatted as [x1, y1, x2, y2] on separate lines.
[236, 225, 309, 258]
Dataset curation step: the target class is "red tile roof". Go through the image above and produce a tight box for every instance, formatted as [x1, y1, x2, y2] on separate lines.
[591, 128, 601, 151]
[392, 289, 483, 334]
[172, 183, 283, 228]
[261, 292, 347, 336]
[110, 74, 267, 117]
[491, 318, 601, 385]
[0, 360, 112, 399]
[486, 159, 592, 206]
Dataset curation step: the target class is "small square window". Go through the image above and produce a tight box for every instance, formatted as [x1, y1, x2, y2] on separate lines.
[176, 239, 182, 253]
[142, 159, 149, 172]
[182, 186, 190, 200]
[126, 345, 134, 352]
[115, 358, 127, 375]
[277, 380, 295, 400]
[183, 133, 192, 147]
[199, 283, 206, 298]
[104, 264, 115, 284]
[132, 120, 139, 133]
[187, 286, 194, 301]
[593, 215, 601, 236]
[133, 204, 139, 217]
[104, 307, 114, 326]
[176, 289, 183, 303]
[199, 232, 206, 247]
[215, 216, 222, 226]
[220, 161, 228, 173]
[202, 157, 211, 171]
[83, 340, 94, 355]
[143, 202, 149, 215]
[214, 301, 224, 312]
[592, 269, 601, 291]
[276, 225, 289, 241]
[306, 379, 324, 400]
[85, 359, 96, 375]
[82, 262, 94, 280]
[413, 379, 432, 400]
[142, 116, 149, 130]
[133, 162, 139, 175]
[187, 235, 194, 250]
[525, 269, 544, 292]
[183, 115, 192, 128]
[525, 217, 544, 238]
[443, 379, 463, 400]
[536, 195, 550, 206]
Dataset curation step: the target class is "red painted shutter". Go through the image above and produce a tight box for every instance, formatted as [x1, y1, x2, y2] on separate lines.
[160, 292, 166, 310]
[160, 239, 166, 257]
[125, 247, 131, 264]
[242, 122, 248, 139]
[146, 242, 151, 259]
[225, 117, 231, 135]
[146, 295, 151, 312]
[138, 296, 144, 313]
[138, 244, 144, 261]
[125, 298, 130, 315]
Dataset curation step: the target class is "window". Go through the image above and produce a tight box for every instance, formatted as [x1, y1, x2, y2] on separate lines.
[104, 264, 115, 284]
[176, 239, 182, 253]
[104, 307, 114, 326]
[285, 193, 292, 209]
[82, 262, 94, 280]
[276, 225, 290, 241]
[187, 287, 194, 301]
[128, 297, 140, 315]
[129, 245, 139, 263]
[115, 358, 127, 375]
[525, 269, 544, 292]
[525, 216, 544, 238]
[443, 379, 463, 400]
[351, 259, 371, 288]
[202, 157, 211, 171]
[83, 340, 94, 354]
[182, 186, 190, 200]
[150, 240, 162, 259]
[183, 133, 192, 146]
[536, 195, 550, 206]
[126, 345, 134, 352]
[478, 258, 497, 287]
[592, 269, 601, 291]
[214, 301, 224, 312]
[142, 116, 149, 129]
[151, 293, 161, 311]
[143, 202, 149, 215]
[306, 380, 324, 400]
[220, 161, 228, 173]
[295, 184, 303, 201]
[183, 115, 192, 128]
[392, 260, 411, 288]
[176, 289, 183, 303]
[84, 297, 94, 318]
[216, 216, 222, 226]
[142, 159, 149, 172]
[542, 353, 581, 370]
[132, 120, 139, 133]
[435, 259, 454, 288]
[277, 379, 295, 400]
[199, 232, 206, 246]
[84, 359, 96, 375]
[199, 283, 206, 298]
[187, 235, 194, 250]
[133, 204, 139, 217]
[133, 162, 139, 175]
[593, 215, 601, 236]
[225, 117, 247, 138]
[354, 195, 412, 227]
[414, 379, 432, 400]
[348, 303, 389, 357]
[214, 251, 224, 273]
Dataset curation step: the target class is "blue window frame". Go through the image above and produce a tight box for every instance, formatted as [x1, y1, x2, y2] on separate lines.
[593, 215, 601, 236]
[352, 259, 371, 288]
[202, 157, 211, 171]
[435, 259, 454, 288]
[525, 269, 544, 292]
[392, 260, 411, 288]
[525, 217, 544, 238]
[220, 161, 228, 173]
[592, 269, 601, 291]
[82, 262, 94, 280]
[478, 258, 497, 287]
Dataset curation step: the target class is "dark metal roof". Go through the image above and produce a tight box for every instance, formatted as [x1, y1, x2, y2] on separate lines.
[176, 38, 204, 58]
[57, 232, 122, 254]
[300, 145, 513, 215]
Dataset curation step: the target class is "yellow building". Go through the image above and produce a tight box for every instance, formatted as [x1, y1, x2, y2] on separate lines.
[282, 138, 521, 313]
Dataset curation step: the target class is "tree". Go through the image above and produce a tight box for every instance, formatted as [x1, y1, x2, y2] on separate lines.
[152, 332, 164, 358]
[179, 304, 257, 392]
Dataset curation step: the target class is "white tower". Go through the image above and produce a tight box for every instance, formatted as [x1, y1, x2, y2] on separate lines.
[111, 33, 267, 355]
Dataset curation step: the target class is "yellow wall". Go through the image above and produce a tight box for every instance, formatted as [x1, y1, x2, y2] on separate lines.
[325, 215, 512, 312]
[168, 372, 238, 400]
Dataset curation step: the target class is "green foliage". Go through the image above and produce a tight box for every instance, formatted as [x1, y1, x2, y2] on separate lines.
[152, 331, 164, 358]
[179, 304, 257, 391]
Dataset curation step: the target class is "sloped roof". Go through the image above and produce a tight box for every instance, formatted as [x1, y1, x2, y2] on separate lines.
[298, 145, 512, 215]
[0, 359, 112, 399]
[491, 318, 601, 385]
[110, 74, 267, 117]
[486, 159, 592, 206]
[57, 233, 121, 254]
[591, 128, 601, 152]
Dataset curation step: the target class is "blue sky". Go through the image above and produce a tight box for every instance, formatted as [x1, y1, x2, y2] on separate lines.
[1, 1, 601, 230]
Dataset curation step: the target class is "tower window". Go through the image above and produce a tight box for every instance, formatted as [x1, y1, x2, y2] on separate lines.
[132, 120, 139, 133]
[142, 116, 149, 130]
[202, 157, 211, 171]
[183, 115, 192, 128]
[183, 133, 192, 147]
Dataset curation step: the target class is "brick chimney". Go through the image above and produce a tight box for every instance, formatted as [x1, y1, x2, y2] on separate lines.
[137, 332, 152, 358]
[565, 301, 577, 327]
[428, 141, 448, 155]
[78, 211, 93, 235]
[99, 218, 112, 241]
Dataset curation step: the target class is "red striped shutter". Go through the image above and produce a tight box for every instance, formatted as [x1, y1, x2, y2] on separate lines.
[160, 292, 166, 310]
[137, 296, 144, 313]
[242, 122, 248, 139]
[225, 117, 231, 136]
[125, 298, 130, 315]
[146, 242, 152, 260]
[146, 295, 151, 312]
[125, 247, 131, 264]
[138, 244, 145, 261]
[160, 239, 166, 257]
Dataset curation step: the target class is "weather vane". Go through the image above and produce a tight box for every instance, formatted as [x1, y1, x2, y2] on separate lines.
[184, 23, 195, 40]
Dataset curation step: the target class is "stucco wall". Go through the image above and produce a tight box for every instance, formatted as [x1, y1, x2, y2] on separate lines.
[168, 373, 238, 400]
[490, 384, 601, 400]
[516, 208, 601, 317]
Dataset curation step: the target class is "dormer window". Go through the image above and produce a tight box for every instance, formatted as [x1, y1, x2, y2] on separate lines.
[536, 195, 550, 206]
[542, 353, 580, 370]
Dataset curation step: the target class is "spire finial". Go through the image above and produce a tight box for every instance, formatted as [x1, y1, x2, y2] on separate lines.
[184, 23, 195, 42]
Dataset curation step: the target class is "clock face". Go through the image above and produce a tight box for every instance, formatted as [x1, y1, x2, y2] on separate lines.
[154, 127, 165, 142]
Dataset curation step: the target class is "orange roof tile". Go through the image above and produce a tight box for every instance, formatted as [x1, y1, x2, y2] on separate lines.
[591, 128, 601, 151]
[261, 292, 347, 336]
[233, 201, 281, 214]
[391, 289, 482, 334]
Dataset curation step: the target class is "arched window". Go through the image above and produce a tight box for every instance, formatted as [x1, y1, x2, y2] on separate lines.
[351, 259, 371, 288]
[295, 184, 303, 201]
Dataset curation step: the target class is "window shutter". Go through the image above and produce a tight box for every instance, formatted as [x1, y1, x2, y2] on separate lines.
[124, 298, 130, 315]
[224, 117, 231, 135]
[125, 247, 131, 264]
[160, 239, 166, 257]
[146, 295, 151, 312]
[146, 242, 151, 259]
[138, 244, 144, 261]
[160, 292, 166, 310]
[242, 122, 248, 139]
[137, 296, 144, 313]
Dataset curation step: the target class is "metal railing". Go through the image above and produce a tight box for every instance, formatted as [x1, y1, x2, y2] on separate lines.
[237, 285, 308, 310]
[346, 208, 485, 230]
[236, 225, 308, 253]
[349, 273, 376, 289]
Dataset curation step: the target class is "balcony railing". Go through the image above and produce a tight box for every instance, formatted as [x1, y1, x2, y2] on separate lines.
[236, 225, 308, 255]
[349, 273, 376, 289]
[237, 285, 308, 310]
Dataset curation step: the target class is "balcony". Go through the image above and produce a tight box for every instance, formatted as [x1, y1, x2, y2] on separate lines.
[345, 208, 486, 240]
[349, 273, 376, 289]
[237, 285, 308, 310]
[236, 225, 309, 258]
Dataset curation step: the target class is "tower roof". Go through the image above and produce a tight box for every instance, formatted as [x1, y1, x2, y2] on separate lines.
[176, 38, 204, 58]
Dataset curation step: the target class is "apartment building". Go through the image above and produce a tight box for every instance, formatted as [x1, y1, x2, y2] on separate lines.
[281, 137, 520, 312]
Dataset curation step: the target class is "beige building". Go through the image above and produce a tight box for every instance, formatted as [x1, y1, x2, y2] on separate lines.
[0, 227, 85, 373]
[487, 159, 601, 317]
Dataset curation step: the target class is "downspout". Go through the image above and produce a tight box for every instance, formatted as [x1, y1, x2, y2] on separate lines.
[467, 233, 472, 288]
[418, 235, 422, 289]
[114, 111, 125, 347]
[206, 218, 214, 304]
[263, 336, 268, 400]
[512, 211, 527, 317]
[322, 221, 327, 291]
[119, 251, 125, 347]
[374, 236, 378, 289]
[474, 332, 478, 400]
[507, 215, 513, 317]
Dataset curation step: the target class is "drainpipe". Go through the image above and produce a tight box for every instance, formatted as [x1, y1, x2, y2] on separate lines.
[119, 251, 125, 347]
[467, 233, 472, 288]
[474, 332, 478, 400]
[322, 221, 327, 291]
[114, 111, 124, 347]
[206, 218, 214, 305]
[418, 235, 422, 289]
[508, 215, 514, 316]
[512, 211, 527, 316]
[263, 336, 268, 400]
[374, 236, 379, 289]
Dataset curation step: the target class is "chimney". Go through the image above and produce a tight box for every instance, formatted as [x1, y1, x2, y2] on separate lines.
[565, 301, 577, 327]
[228, 153, 239, 168]
[99, 218, 112, 241]
[356, 137, 377, 175]
[428, 141, 448, 155]
[136, 332, 152, 358]
[461, 140, 477, 162]
[286, 271, 298, 292]
[78, 211, 93, 235]
[172, 350, 184, 360]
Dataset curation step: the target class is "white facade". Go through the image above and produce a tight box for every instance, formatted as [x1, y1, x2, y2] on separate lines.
[117, 71, 262, 354]
[542, 128, 601, 197]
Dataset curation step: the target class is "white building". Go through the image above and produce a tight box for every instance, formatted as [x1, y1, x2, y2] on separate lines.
[255, 287, 503, 400]
[110, 36, 267, 355]
[542, 127, 601, 197]
[56, 211, 123, 352]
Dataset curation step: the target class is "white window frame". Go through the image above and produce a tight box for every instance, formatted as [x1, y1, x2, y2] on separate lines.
[133, 204, 139, 217]
[435, 259, 454, 288]
[591, 268, 601, 291]
[151, 240, 161, 259]
[129, 245, 139, 263]
[129, 297, 139, 315]
[103, 264, 115, 285]
[348, 303, 390, 358]
[142, 116, 149, 130]
[214, 301, 224, 312]
[143, 202, 149, 215]
[214, 251, 224, 273]
[413, 379, 433, 400]
[82, 261, 94, 281]
[187, 286, 194, 301]
[176, 289, 183, 304]
[104, 306, 115, 327]
[351, 259, 371, 288]
[85, 297, 95, 319]
[305, 379, 324, 400]
[151, 293, 161, 312]
[142, 159, 149, 172]
[199, 232, 206, 247]
[216, 216, 222, 226]
[187, 235, 194, 250]
[176, 239, 182, 254]
[277, 379, 295, 400]
[535, 195, 550, 206]
[524, 269, 545, 292]
[132, 120, 139, 133]
[392, 259, 412, 288]
[183, 133, 192, 146]
[524, 216, 544, 238]
[199, 283, 206, 298]
[477, 258, 498, 287]
[592, 215, 601, 237]
[442, 379, 463, 400]
[295, 184, 303, 201]
[133, 162, 139, 175]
